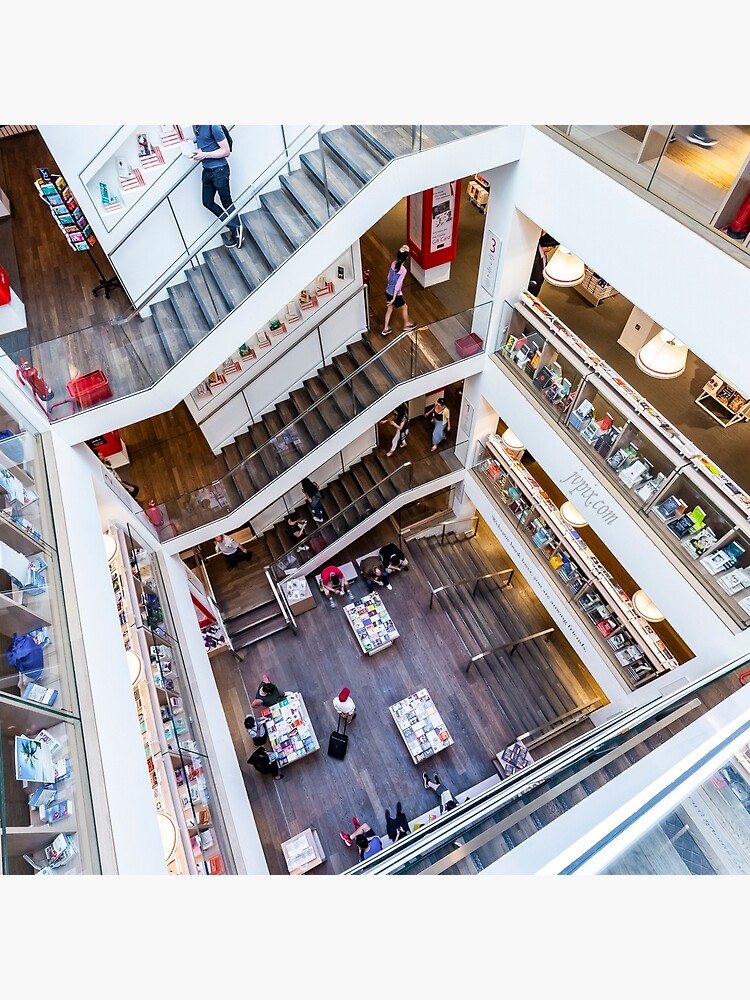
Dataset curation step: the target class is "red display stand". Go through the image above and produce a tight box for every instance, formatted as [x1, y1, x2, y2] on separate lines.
[0, 264, 10, 306]
[87, 430, 123, 459]
[406, 181, 461, 285]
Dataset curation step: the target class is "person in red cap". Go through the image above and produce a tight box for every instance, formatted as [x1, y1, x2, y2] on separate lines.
[332, 687, 356, 722]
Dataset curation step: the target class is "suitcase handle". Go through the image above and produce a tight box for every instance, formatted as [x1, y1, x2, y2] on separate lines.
[336, 714, 348, 736]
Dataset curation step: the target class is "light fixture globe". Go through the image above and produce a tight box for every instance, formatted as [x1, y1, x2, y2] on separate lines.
[501, 428, 525, 456]
[635, 330, 688, 379]
[632, 589, 665, 622]
[103, 532, 118, 562]
[156, 812, 178, 863]
[126, 650, 143, 687]
[560, 501, 588, 528]
[543, 245, 585, 287]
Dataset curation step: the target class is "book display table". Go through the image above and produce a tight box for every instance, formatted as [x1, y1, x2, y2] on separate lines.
[389, 688, 454, 764]
[343, 593, 399, 655]
[280, 576, 316, 615]
[261, 692, 319, 767]
[281, 826, 326, 874]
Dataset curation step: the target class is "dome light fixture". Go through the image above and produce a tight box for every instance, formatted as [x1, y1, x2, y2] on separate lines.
[501, 428, 525, 456]
[632, 589, 665, 623]
[543, 245, 585, 287]
[157, 812, 179, 864]
[635, 329, 688, 380]
[103, 532, 118, 563]
[560, 501, 588, 528]
[126, 650, 143, 687]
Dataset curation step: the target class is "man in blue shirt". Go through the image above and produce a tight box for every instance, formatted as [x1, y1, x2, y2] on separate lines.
[191, 125, 243, 248]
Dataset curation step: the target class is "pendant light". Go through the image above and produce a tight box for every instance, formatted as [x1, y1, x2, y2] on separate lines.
[543, 245, 585, 287]
[103, 532, 118, 562]
[635, 329, 688, 379]
[560, 501, 588, 528]
[156, 812, 178, 864]
[126, 650, 143, 687]
[632, 589, 665, 623]
[501, 428, 525, 457]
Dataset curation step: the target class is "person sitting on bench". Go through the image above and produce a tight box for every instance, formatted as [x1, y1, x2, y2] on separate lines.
[422, 772, 458, 814]
[360, 554, 392, 592]
[321, 565, 353, 608]
[339, 818, 383, 859]
[379, 542, 409, 573]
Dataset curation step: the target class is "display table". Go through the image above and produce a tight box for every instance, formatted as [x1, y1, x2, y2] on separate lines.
[495, 739, 534, 776]
[281, 826, 326, 874]
[389, 688, 454, 764]
[261, 691, 319, 767]
[343, 593, 399, 655]
[280, 576, 316, 615]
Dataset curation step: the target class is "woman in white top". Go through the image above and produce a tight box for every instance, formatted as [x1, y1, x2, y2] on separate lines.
[332, 686, 357, 721]
[214, 534, 253, 571]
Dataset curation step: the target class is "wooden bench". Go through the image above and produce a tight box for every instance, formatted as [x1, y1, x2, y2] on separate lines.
[314, 561, 358, 594]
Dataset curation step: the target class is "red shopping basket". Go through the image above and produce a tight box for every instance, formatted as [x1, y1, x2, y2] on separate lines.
[67, 370, 112, 408]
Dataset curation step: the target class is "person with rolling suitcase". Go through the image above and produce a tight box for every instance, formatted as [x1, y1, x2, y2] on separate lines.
[327, 713, 349, 760]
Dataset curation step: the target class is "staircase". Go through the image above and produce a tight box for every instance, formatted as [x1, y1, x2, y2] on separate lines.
[38, 126, 495, 407]
[407, 532, 603, 735]
[170, 326, 458, 534]
[224, 593, 290, 651]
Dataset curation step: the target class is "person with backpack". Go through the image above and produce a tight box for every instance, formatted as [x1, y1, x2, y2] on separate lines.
[301, 477, 326, 523]
[191, 125, 243, 248]
[381, 245, 417, 336]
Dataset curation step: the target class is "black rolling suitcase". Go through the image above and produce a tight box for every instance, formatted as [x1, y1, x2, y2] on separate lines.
[327, 715, 349, 760]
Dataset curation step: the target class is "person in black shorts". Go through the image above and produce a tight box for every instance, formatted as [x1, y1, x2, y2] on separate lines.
[381, 245, 417, 336]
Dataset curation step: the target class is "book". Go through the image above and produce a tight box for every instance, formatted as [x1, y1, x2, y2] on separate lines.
[40, 799, 72, 825]
[53, 758, 71, 782]
[45, 832, 78, 867]
[15, 736, 55, 783]
[35, 728, 62, 758]
[28, 785, 57, 810]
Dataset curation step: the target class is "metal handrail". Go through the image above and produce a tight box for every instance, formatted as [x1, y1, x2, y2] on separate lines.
[400, 512, 479, 541]
[466, 627, 554, 672]
[265, 568, 298, 635]
[516, 698, 603, 750]
[429, 567, 513, 609]
[268, 462, 412, 576]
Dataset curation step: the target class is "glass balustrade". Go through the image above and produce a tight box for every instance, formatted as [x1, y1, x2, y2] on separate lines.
[18, 125, 503, 418]
[546, 125, 750, 264]
[133, 303, 490, 540]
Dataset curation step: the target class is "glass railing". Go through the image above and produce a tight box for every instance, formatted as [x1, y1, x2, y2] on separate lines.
[347, 648, 748, 874]
[265, 439, 468, 583]
[133, 303, 490, 539]
[26, 125, 502, 419]
[494, 292, 750, 628]
[546, 126, 750, 264]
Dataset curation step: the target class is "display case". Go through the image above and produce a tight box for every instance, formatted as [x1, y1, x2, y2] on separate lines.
[0, 412, 99, 874]
[106, 524, 233, 873]
[475, 434, 679, 688]
[79, 125, 196, 232]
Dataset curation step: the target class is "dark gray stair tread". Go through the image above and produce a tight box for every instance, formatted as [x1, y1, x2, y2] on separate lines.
[327, 481, 359, 529]
[340, 471, 375, 518]
[228, 463, 255, 501]
[245, 422, 284, 479]
[303, 376, 347, 431]
[321, 125, 389, 184]
[347, 340, 393, 394]
[150, 299, 190, 363]
[263, 410, 305, 467]
[288, 388, 331, 444]
[279, 169, 340, 228]
[167, 283, 210, 346]
[123, 314, 172, 372]
[259, 188, 318, 249]
[239, 209, 293, 270]
[185, 261, 232, 326]
[317, 365, 358, 421]
[265, 530, 286, 562]
[276, 399, 316, 452]
[234, 431, 256, 456]
[300, 148, 363, 206]
[349, 462, 378, 497]
[332, 351, 380, 407]
[204, 246, 254, 308]
[225, 235, 273, 290]
[232, 616, 288, 649]
[225, 598, 279, 631]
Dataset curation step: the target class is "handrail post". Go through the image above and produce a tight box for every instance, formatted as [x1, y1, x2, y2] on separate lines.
[503, 569, 514, 589]
[429, 589, 436, 610]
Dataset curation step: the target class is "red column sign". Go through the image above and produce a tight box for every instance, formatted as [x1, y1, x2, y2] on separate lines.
[406, 181, 461, 271]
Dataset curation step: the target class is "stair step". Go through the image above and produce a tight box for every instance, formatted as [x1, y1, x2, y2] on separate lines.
[259, 187, 318, 250]
[240, 208, 294, 270]
[279, 169, 340, 228]
[300, 147, 364, 206]
[122, 314, 172, 373]
[225, 234, 273, 291]
[303, 375, 347, 432]
[168, 282, 210, 346]
[265, 529, 286, 563]
[332, 351, 381, 408]
[321, 125, 390, 184]
[245, 421, 284, 481]
[327, 481, 360, 531]
[185, 261, 232, 326]
[288, 387, 331, 445]
[204, 246, 254, 308]
[226, 598, 282, 634]
[232, 616, 289, 650]
[352, 124, 411, 159]
[347, 339, 393, 394]
[276, 398, 316, 453]
[150, 299, 191, 364]
[317, 364, 357, 422]
[262, 409, 305, 468]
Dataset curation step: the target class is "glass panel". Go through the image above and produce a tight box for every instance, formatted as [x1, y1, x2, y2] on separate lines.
[36, 126, 505, 418]
[137, 303, 491, 539]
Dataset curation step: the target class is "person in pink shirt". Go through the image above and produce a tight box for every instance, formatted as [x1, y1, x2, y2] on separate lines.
[321, 565, 353, 608]
[381, 245, 417, 336]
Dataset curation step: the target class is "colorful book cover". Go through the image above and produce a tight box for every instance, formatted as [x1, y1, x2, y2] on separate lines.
[15, 736, 54, 783]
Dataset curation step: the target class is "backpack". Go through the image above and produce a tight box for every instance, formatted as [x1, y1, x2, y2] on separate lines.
[221, 126, 233, 152]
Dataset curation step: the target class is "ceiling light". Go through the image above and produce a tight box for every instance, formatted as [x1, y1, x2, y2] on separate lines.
[126, 650, 143, 687]
[500, 428, 525, 454]
[543, 245, 585, 287]
[635, 329, 688, 379]
[632, 589, 665, 622]
[156, 812, 178, 864]
[103, 532, 118, 562]
[560, 501, 588, 528]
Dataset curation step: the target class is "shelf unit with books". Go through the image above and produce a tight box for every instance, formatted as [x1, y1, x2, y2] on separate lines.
[475, 434, 680, 689]
[107, 525, 232, 874]
[695, 374, 750, 428]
